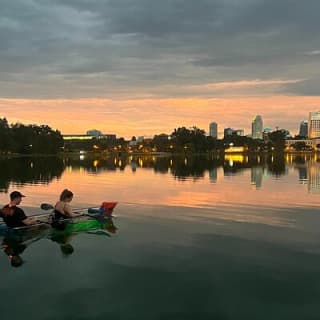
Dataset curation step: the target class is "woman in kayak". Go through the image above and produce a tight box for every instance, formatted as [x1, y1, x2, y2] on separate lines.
[52, 189, 74, 229]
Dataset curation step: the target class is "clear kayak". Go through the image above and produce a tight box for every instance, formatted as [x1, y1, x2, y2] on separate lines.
[0, 202, 118, 234]
[1, 210, 118, 267]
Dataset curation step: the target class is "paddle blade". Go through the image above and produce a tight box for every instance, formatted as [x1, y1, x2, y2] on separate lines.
[40, 203, 54, 210]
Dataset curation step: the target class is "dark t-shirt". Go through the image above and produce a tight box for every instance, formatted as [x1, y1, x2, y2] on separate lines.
[0, 205, 27, 228]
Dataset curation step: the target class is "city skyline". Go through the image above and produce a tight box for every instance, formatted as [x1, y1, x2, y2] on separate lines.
[1, 100, 319, 139]
[1, 1, 320, 139]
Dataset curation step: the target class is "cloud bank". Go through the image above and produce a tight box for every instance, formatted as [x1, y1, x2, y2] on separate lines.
[1, 0, 320, 98]
[1, 0, 320, 136]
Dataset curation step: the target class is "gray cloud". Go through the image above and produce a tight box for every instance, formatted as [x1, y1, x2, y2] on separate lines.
[285, 77, 320, 96]
[0, 0, 320, 98]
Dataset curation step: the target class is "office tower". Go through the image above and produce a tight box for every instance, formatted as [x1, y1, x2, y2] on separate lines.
[224, 127, 234, 138]
[299, 120, 308, 137]
[252, 115, 263, 139]
[209, 122, 218, 138]
[308, 112, 320, 138]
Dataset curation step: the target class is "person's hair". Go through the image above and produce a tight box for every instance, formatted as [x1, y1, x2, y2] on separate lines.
[60, 189, 73, 201]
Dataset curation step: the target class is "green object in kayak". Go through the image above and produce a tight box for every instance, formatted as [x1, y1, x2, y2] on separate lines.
[64, 219, 103, 233]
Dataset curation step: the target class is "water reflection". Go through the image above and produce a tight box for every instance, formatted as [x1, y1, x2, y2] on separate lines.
[1, 154, 320, 194]
[49, 216, 118, 258]
[171, 157, 222, 181]
[64, 156, 119, 173]
[307, 162, 320, 194]
[0, 157, 64, 192]
[209, 168, 217, 183]
[297, 167, 308, 184]
[62, 154, 320, 199]
[1, 226, 47, 267]
[1, 234, 27, 267]
[251, 166, 263, 189]
[0, 216, 118, 267]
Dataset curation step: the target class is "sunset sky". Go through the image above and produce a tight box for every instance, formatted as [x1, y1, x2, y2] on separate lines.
[1, 0, 320, 138]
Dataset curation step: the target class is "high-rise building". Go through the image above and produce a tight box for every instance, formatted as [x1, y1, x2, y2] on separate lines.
[299, 120, 308, 137]
[209, 122, 218, 138]
[252, 115, 263, 139]
[223, 128, 244, 138]
[224, 128, 234, 138]
[308, 112, 320, 138]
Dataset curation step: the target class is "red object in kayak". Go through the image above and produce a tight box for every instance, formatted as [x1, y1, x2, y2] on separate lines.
[100, 202, 118, 211]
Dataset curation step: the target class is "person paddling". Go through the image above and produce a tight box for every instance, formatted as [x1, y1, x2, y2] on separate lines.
[0, 191, 36, 228]
[51, 189, 74, 230]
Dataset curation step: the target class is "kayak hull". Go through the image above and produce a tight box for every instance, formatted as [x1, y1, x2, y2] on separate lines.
[0, 202, 117, 234]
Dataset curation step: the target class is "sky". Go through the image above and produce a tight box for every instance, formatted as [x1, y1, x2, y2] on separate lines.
[1, 0, 320, 138]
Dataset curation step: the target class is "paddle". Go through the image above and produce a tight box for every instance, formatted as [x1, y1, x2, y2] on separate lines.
[40, 203, 115, 217]
[40, 203, 105, 217]
[0, 210, 51, 229]
[40, 203, 92, 212]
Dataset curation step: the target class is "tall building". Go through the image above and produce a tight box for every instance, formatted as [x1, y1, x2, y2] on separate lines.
[299, 120, 308, 137]
[224, 128, 234, 138]
[223, 128, 244, 138]
[252, 115, 263, 139]
[209, 122, 218, 138]
[308, 112, 320, 138]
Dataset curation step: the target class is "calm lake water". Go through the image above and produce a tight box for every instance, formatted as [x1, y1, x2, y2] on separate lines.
[1, 154, 320, 319]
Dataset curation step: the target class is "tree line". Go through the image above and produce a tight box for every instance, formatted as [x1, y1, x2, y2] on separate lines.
[0, 118, 289, 155]
[0, 118, 63, 154]
[66, 126, 288, 154]
[149, 126, 287, 153]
